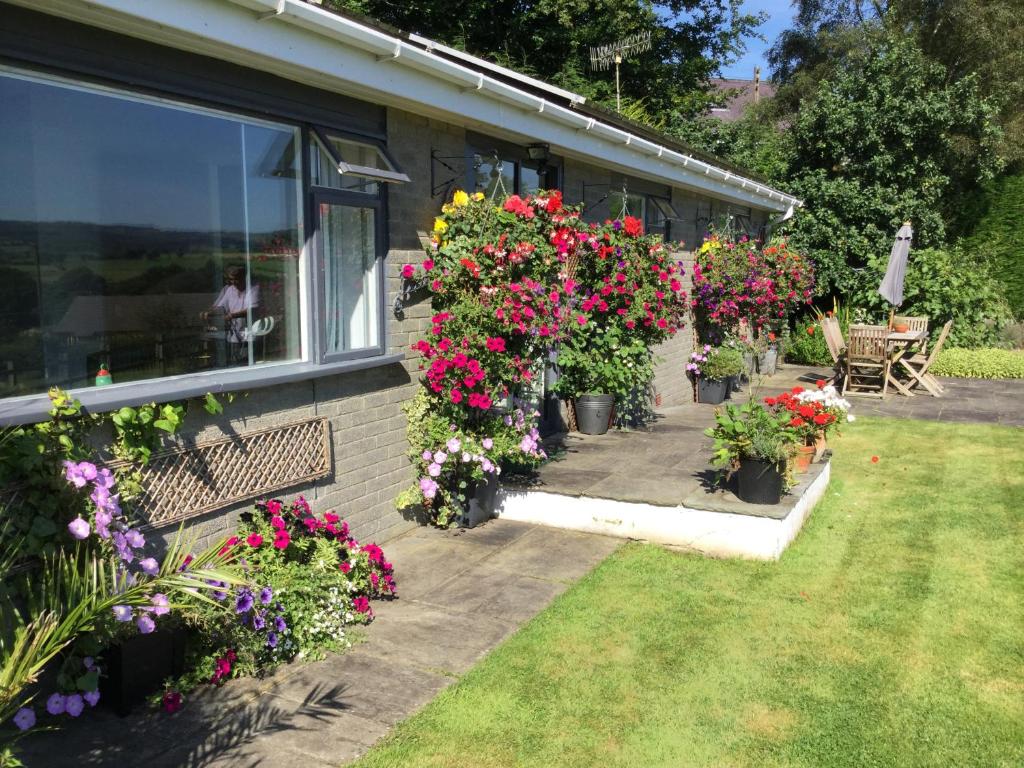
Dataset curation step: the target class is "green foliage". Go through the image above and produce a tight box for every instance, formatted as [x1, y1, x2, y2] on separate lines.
[0, 390, 224, 558]
[0, 529, 240, 758]
[700, 346, 745, 380]
[783, 318, 831, 366]
[780, 36, 1003, 295]
[930, 348, 1024, 379]
[960, 173, 1024, 318]
[704, 401, 796, 469]
[324, 0, 765, 118]
[848, 246, 1012, 348]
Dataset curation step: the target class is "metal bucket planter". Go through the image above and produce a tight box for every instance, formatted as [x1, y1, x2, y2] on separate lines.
[757, 346, 778, 376]
[735, 458, 785, 505]
[575, 394, 614, 435]
[727, 374, 744, 398]
[461, 472, 498, 528]
[697, 377, 728, 405]
[742, 352, 755, 382]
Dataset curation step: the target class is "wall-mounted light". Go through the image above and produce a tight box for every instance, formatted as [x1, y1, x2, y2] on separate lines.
[527, 143, 550, 162]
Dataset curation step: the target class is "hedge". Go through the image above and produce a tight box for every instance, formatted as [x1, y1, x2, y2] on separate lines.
[930, 348, 1024, 379]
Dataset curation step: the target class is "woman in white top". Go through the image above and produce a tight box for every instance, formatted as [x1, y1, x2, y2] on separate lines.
[204, 266, 260, 362]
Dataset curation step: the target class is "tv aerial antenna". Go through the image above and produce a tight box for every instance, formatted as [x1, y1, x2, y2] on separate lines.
[590, 32, 652, 112]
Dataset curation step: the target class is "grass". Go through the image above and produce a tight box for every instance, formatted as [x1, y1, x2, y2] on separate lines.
[353, 418, 1024, 768]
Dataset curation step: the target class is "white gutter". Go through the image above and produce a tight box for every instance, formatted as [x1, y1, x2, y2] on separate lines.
[9, 0, 801, 211]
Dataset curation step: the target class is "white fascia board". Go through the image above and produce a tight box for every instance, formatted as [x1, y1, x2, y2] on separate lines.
[407, 33, 586, 106]
[8, 0, 799, 210]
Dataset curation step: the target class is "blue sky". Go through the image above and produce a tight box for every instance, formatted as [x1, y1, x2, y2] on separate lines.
[719, 0, 797, 80]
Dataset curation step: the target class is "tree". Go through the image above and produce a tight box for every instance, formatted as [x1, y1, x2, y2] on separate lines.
[324, 0, 764, 116]
[779, 36, 1002, 294]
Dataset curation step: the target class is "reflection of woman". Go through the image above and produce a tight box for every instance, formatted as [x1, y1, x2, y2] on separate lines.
[203, 266, 259, 364]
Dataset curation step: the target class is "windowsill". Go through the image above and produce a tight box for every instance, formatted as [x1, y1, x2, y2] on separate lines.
[0, 353, 407, 426]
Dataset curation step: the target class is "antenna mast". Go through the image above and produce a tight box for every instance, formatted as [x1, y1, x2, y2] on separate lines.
[589, 32, 652, 112]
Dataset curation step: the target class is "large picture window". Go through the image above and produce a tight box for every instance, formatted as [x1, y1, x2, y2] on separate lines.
[0, 67, 304, 399]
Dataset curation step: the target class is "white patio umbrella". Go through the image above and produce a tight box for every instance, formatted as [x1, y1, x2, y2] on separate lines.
[878, 221, 913, 326]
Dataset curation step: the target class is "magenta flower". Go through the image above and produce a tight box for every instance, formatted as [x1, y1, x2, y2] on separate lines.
[419, 476, 438, 500]
[67, 517, 90, 540]
[446, 437, 461, 453]
[482, 438, 494, 450]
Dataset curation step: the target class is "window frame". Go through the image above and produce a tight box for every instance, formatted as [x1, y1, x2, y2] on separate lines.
[0, 63, 405, 424]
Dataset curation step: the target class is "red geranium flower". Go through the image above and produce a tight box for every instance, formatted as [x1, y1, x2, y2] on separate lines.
[623, 216, 643, 237]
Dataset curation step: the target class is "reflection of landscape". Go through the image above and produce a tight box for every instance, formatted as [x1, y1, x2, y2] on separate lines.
[0, 220, 299, 398]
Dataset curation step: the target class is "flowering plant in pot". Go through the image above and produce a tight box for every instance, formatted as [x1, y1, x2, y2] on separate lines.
[551, 215, 687, 432]
[687, 345, 744, 404]
[764, 381, 853, 470]
[704, 402, 797, 504]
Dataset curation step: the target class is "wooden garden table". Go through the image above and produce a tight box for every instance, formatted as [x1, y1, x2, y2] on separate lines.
[885, 329, 928, 397]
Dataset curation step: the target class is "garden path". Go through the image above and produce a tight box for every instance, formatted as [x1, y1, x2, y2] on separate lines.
[18, 521, 620, 767]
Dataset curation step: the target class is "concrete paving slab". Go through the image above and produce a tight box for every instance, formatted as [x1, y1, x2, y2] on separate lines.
[584, 472, 703, 506]
[360, 599, 516, 675]
[420, 563, 570, 623]
[482, 525, 621, 584]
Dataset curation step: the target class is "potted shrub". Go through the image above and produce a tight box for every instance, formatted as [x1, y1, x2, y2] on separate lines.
[705, 402, 796, 504]
[687, 345, 744, 405]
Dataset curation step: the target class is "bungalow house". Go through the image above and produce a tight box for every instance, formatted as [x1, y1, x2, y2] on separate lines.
[0, 0, 801, 546]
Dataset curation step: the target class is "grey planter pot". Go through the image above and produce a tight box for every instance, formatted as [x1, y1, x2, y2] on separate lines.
[742, 352, 755, 382]
[576, 393, 614, 435]
[697, 377, 728, 404]
[461, 472, 498, 528]
[757, 347, 778, 376]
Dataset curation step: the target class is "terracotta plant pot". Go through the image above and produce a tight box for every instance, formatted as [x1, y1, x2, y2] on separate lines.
[893, 323, 909, 333]
[792, 443, 815, 474]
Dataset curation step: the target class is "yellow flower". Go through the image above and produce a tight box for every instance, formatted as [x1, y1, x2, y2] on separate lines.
[433, 217, 448, 233]
[472, 192, 484, 201]
[452, 190, 469, 207]
[441, 203, 453, 215]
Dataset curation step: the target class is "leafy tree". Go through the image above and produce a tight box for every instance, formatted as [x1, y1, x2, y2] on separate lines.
[324, 0, 764, 116]
[779, 36, 1002, 294]
[960, 174, 1024, 319]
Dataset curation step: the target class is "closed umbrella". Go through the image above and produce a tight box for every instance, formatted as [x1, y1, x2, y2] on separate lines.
[878, 221, 913, 308]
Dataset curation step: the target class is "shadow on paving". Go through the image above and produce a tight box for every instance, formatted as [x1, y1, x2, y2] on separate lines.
[19, 520, 621, 768]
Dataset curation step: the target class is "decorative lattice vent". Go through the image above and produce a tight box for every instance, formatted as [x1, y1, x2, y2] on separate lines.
[117, 417, 331, 529]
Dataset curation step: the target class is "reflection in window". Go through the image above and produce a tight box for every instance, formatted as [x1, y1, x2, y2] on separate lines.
[321, 204, 378, 352]
[475, 154, 516, 200]
[607, 190, 647, 221]
[0, 67, 303, 398]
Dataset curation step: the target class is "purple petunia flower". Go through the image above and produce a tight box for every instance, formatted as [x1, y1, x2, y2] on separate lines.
[482, 438, 494, 450]
[274, 615, 287, 632]
[45, 694, 66, 716]
[64, 694, 84, 718]
[93, 509, 113, 540]
[446, 437, 461, 453]
[13, 707, 35, 731]
[150, 593, 170, 616]
[266, 631, 278, 648]
[112, 532, 134, 564]
[84, 690, 100, 707]
[112, 605, 132, 622]
[421, 450, 432, 461]
[235, 590, 254, 614]
[125, 529, 145, 549]
[259, 587, 273, 605]
[139, 557, 159, 576]
[67, 517, 90, 540]
[427, 463, 442, 477]
[252, 611, 266, 631]
[137, 615, 156, 634]
[83, 657, 94, 670]
[95, 467, 116, 490]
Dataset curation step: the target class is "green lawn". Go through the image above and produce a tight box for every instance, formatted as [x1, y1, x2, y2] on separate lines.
[355, 418, 1024, 768]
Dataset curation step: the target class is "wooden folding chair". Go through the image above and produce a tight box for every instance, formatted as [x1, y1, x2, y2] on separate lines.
[894, 315, 930, 354]
[842, 324, 890, 398]
[900, 320, 952, 397]
[820, 316, 846, 384]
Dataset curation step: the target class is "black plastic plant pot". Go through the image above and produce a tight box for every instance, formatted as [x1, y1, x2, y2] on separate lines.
[100, 626, 186, 716]
[461, 472, 498, 528]
[735, 458, 785, 505]
[697, 377, 728, 405]
[576, 393, 614, 435]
